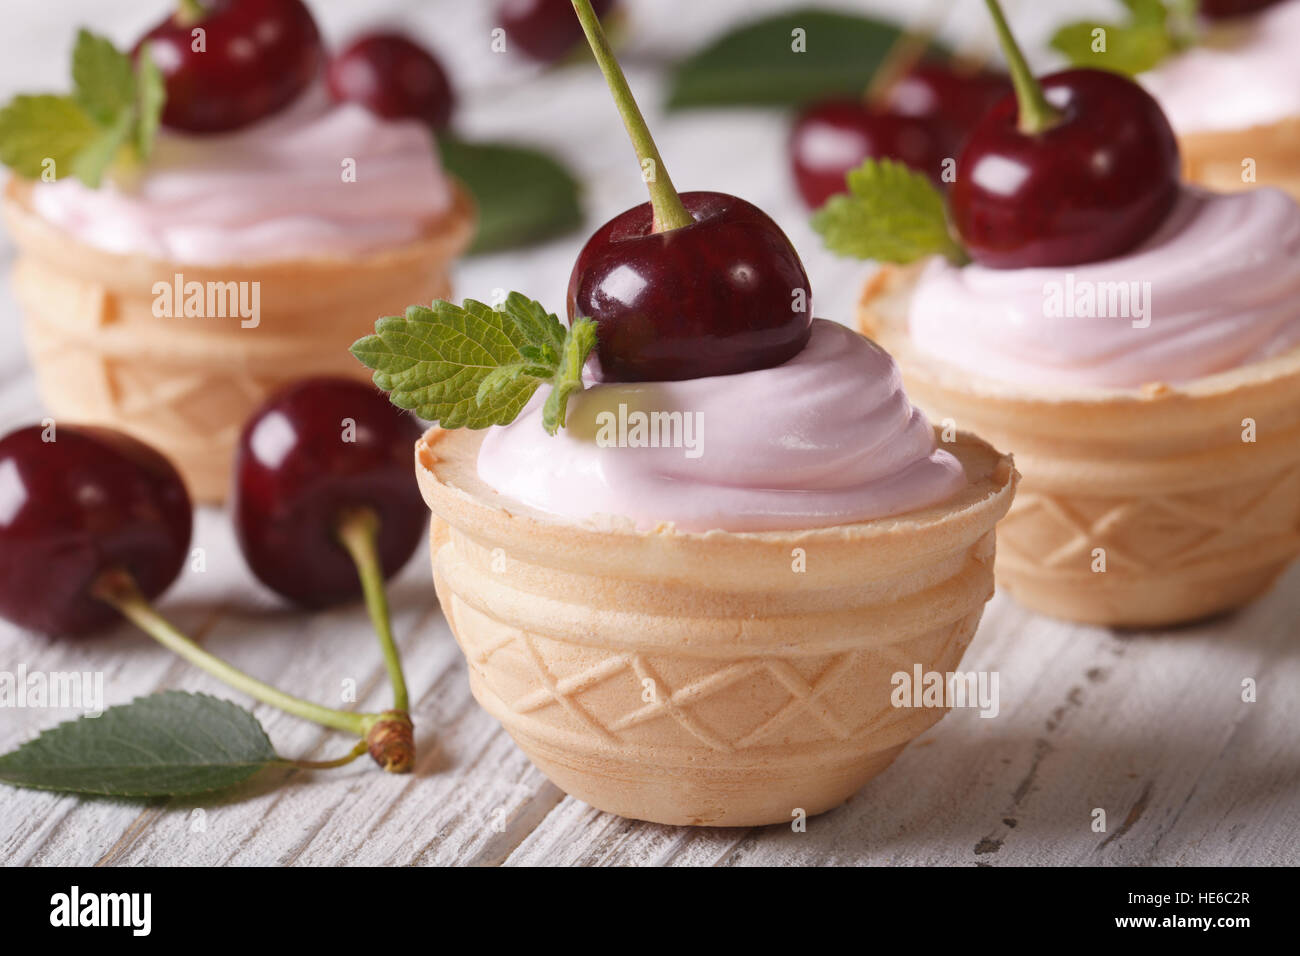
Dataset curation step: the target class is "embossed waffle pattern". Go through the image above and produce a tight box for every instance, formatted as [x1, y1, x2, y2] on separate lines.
[998, 462, 1300, 573]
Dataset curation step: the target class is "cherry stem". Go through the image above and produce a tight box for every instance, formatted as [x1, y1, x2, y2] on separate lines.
[334, 506, 409, 713]
[284, 741, 369, 771]
[571, 0, 693, 233]
[983, 0, 1061, 135]
[92, 567, 372, 737]
[863, 27, 932, 105]
[175, 0, 206, 26]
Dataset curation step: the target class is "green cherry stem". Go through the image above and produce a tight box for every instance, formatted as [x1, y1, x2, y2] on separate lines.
[571, 0, 694, 233]
[983, 0, 1062, 135]
[91, 567, 414, 771]
[335, 507, 409, 713]
[863, 27, 932, 105]
[284, 741, 369, 771]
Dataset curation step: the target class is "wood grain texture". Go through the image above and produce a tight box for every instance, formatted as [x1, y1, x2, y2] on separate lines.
[0, 0, 1296, 866]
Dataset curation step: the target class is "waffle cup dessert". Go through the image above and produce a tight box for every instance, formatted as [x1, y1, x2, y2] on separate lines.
[0, 8, 474, 502]
[808, 3, 1300, 627]
[2, 179, 473, 502]
[1136, 0, 1300, 200]
[347, 0, 1018, 826]
[416, 422, 1014, 826]
[858, 263, 1300, 628]
[1176, 116, 1300, 200]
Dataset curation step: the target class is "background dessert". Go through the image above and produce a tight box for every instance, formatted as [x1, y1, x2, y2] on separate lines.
[2, 0, 1297, 868]
[1140, 0, 1300, 197]
[0, 4, 474, 501]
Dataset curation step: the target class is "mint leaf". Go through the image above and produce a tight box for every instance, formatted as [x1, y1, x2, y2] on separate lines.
[351, 292, 598, 433]
[0, 31, 166, 185]
[0, 94, 99, 179]
[0, 692, 280, 797]
[813, 158, 964, 264]
[70, 108, 133, 187]
[134, 44, 166, 159]
[1050, 0, 1197, 76]
[71, 28, 135, 125]
[1050, 21, 1173, 76]
[542, 318, 596, 435]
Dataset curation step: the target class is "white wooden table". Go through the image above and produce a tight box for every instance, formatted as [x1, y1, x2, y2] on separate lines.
[2, 0, 1296, 867]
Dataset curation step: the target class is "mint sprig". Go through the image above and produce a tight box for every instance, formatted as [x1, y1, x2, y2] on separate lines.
[0, 29, 166, 187]
[1050, 0, 1199, 77]
[812, 158, 966, 265]
[351, 293, 599, 436]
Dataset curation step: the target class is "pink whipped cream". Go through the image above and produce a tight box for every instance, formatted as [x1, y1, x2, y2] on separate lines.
[907, 186, 1300, 389]
[29, 86, 451, 263]
[476, 319, 966, 533]
[1141, 0, 1300, 133]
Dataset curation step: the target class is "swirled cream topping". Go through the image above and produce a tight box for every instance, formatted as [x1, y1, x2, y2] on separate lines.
[907, 186, 1300, 389]
[476, 319, 966, 533]
[1141, 0, 1300, 134]
[29, 85, 451, 263]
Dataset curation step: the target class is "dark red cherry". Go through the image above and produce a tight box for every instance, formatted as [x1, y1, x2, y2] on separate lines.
[327, 32, 455, 129]
[136, 0, 323, 133]
[568, 191, 813, 382]
[1199, 0, 1281, 19]
[950, 69, 1180, 268]
[233, 378, 426, 609]
[0, 425, 192, 636]
[499, 0, 617, 63]
[880, 62, 1011, 134]
[790, 101, 951, 208]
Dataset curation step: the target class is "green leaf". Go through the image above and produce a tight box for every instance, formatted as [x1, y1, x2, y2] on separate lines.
[437, 138, 582, 254]
[0, 692, 280, 797]
[134, 44, 166, 159]
[1049, 21, 1173, 76]
[666, 8, 947, 110]
[69, 107, 134, 187]
[71, 29, 135, 125]
[812, 158, 964, 265]
[1049, 0, 1198, 76]
[352, 292, 598, 433]
[542, 318, 597, 435]
[0, 94, 99, 179]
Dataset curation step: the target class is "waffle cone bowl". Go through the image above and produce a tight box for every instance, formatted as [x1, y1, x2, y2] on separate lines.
[2, 177, 474, 502]
[1178, 115, 1300, 201]
[416, 425, 1016, 827]
[859, 264, 1300, 628]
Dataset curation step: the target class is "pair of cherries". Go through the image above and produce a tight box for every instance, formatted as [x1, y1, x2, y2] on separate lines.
[568, 0, 1181, 382]
[791, 60, 1011, 208]
[140, 0, 616, 133]
[0, 381, 424, 636]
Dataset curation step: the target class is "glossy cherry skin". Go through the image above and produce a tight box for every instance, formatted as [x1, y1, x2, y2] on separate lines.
[790, 101, 951, 208]
[568, 191, 813, 382]
[499, 0, 617, 63]
[880, 62, 1011, 132]
[233, 378, 426, 609]
[327, 33, 455, 129]
[790, 63, 1010, 209]
[950, 69, 1180, 269]
[1200, 0, 1281, 19]
[0, 425, 192, 636]
[136, 0, 323, 133]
